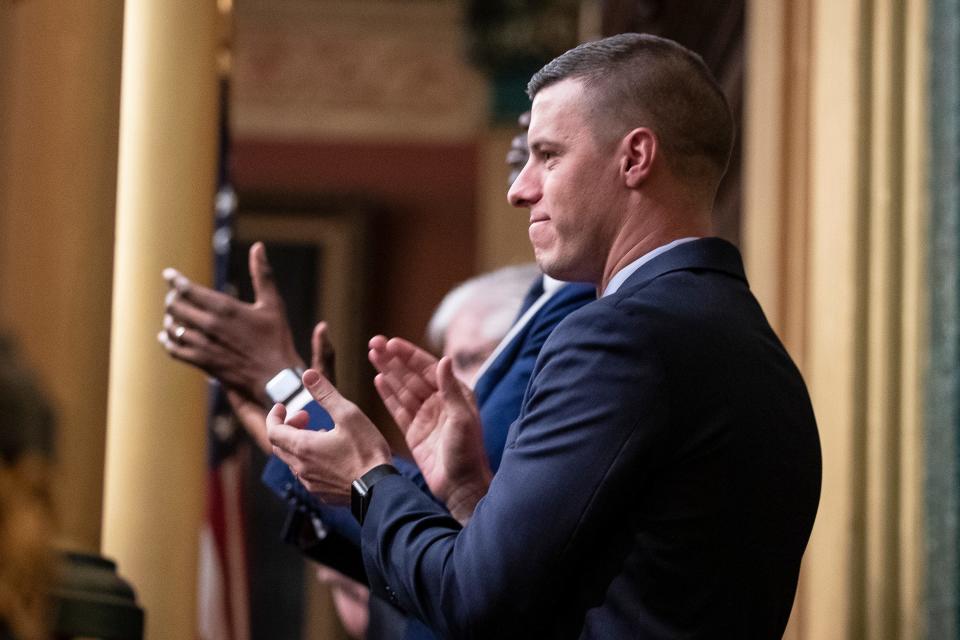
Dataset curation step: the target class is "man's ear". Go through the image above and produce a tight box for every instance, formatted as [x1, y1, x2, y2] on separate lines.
[620, 128, 657, 188]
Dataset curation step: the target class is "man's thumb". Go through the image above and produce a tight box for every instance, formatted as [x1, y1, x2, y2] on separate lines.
[302, 369, 352, 424]
[249, 242, 281, 306]
[437, 357, 471, 411]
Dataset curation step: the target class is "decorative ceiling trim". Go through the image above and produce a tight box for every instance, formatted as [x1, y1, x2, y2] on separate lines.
[233, 0, 489, 143]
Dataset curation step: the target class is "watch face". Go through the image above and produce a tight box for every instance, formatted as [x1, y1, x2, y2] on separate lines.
[266, 369, 302, 403]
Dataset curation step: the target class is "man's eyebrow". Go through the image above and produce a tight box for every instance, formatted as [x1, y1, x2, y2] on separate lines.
[529, 140, 560, 152]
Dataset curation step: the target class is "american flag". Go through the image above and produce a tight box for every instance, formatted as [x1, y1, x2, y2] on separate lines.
[197, 78, 250, 640]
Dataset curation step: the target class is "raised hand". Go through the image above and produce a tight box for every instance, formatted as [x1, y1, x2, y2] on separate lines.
[311, 321, 336, 384]
[223, 388, 271, 454]
[158, 242, 303, 403]
[369, 336, 491, 523]
[267, 370, 392, 505]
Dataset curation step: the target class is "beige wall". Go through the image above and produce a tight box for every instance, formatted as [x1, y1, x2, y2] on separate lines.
[0, 0, 124, 553]
[476, 125, 536, 271]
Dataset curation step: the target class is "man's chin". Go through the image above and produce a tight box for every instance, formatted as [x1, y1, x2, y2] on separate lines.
[535, 255, 595, 285]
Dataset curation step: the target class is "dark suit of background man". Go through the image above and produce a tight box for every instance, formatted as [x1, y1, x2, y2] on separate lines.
[267, 33, 822, 639]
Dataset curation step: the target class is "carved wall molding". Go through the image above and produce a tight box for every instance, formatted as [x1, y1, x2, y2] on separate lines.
[233, 0, 489, 143]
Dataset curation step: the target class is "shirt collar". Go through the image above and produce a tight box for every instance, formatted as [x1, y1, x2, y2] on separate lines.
[601, 237, 700, 297]
[542, 274, 565, 294]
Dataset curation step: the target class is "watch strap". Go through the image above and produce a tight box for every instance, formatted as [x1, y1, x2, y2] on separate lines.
[284, 387, 314, 414]
[265, 367, 306, 405]
[351, 463, 399, 525]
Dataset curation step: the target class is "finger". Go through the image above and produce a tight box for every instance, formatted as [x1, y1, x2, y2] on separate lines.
[437, 356, 477, 415]
[172, 272, 240, 315]
[266, 402, 286, 424]
[224, 388, 272, 454]
[300, 369, 373, 432]
[385, 337, 439, 381]
[312, 321, 336, 383]
[311, 322, 326, 371]
[162, 267, 183, 287]
[249, 242, 282, 308]
[367, 342, 394, 373]
[285, 409, 311, 430]
[166, 296, 219, 335]
[373, 373, 414, 431]
[158, 329, 210, 365]
[267, 405, 307, 455]
[370, 343, 436, 402]
[269, 443, 302, 474]
[162, 314, 215, 348]
[371, 361, 431, 422]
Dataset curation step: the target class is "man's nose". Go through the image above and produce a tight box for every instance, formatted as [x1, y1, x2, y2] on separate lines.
[507, 163, 540, 208]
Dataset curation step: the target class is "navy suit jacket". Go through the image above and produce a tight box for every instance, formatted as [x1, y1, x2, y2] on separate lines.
[260, 281, 594, 626]
[402, 280, 593, 639]
[360, 239, 822, 639]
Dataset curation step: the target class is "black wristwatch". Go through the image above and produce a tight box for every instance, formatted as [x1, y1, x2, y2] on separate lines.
[351, 464, 399, 525]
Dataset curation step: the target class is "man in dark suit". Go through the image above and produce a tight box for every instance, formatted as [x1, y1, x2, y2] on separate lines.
[265, 266, 594, 640]
[160, 249, 593, 637]
[268, 32, 821, 638]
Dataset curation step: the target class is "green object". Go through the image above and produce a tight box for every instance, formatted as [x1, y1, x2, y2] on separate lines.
[927, 0, 960, 636]
[491, 70, 534, 123]
[51, 551, 144, 640]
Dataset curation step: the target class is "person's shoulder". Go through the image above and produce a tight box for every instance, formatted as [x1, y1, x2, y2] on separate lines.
[545, 275, 693, 352]
[531, 289, 668, 390]
[544, 291, 648, 350]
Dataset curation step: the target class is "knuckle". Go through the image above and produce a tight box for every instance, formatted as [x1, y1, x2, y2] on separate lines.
[341, 403, 362, 423]
[217, 299, 238, 319]
[291, 440, 308, 460]
[206, 316, 222, 334]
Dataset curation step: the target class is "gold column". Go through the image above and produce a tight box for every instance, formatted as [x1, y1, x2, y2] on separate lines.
[744, 0, 928, 638]
[101, 2, 219, 638]
[0, 0, 124, 552]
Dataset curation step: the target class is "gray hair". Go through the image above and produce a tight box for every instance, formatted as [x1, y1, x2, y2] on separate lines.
[426, 263, 541, 354]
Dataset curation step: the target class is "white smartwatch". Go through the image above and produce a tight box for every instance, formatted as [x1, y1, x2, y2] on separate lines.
[265, 368, 313, 413]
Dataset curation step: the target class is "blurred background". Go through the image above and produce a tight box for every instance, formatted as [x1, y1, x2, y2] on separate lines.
[0, 0, 956, 638]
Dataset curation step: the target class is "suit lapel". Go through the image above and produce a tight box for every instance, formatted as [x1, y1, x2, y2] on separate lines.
[615, 237, 747, 295]
[474, 282, 593, 407]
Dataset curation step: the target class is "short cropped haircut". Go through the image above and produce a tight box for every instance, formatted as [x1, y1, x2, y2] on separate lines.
[528, 33, 734, 185]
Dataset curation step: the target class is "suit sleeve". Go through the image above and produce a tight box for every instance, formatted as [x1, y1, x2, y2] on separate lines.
[267, 454, 433, 585]
[360, 303, 672, 638]
[261, 398, 440, 584]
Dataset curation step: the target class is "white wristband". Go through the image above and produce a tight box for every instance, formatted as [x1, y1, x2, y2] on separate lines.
[285, 387, 314, 414]
[265, 368, 305, 405]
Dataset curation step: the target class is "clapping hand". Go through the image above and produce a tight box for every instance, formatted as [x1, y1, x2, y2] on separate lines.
[266, 369, 392, 505]
[158, 242, 303, 404]
[220, 321, 340, 454]
[368, 336, 491, 524]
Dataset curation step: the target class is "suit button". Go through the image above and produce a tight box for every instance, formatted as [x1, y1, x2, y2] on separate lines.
[385, 585, 399, 604]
